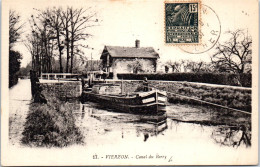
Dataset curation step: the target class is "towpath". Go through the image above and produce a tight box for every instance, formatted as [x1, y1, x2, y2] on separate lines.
[9, 79, 32, 146]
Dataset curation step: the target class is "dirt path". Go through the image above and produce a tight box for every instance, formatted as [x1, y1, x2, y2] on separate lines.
[9, 79, 32, 146]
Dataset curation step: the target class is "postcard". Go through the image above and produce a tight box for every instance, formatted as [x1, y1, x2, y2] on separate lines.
[1, 0, 258, 165]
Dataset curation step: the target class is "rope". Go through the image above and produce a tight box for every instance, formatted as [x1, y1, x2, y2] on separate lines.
[148, 85, 251, 115]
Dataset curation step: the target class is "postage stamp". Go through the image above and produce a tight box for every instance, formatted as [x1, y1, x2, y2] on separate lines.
[165, 1, 201, 44]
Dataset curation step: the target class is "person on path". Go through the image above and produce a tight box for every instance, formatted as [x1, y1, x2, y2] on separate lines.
[143, 77, 149, 92]
[81, 75, 86, 90]
[30, 70, 39, 97]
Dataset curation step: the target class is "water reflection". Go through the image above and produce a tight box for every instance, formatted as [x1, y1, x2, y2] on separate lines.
[212, 125, 251, 147]
[67, 100, 251, 148]
[136, 120, 167, 137]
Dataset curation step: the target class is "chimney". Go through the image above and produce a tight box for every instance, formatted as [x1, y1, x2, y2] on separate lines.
[135, 39, 140, 48]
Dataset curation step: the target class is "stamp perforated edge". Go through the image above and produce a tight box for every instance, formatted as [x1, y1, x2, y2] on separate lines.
[164, 0, 202, 46]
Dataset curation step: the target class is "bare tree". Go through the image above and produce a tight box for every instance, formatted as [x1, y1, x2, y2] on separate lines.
[186, 61, 214, 72]
[180, 59, 190, 72]
[166, 60, 182, 72]
[27, 10, 58, 74]
[212, 29, 252, 74]
[9, 10, 25, 49]
[59, 8, 71, 73]
[165, 60, 214, 73]
[25, 7, 99, 75]
[43, 8, 64, 73]
[9, 10, 24, 87]
[68, 7, 98, 73]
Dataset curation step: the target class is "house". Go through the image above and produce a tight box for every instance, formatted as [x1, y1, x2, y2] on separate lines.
[100, 40, 159, 74]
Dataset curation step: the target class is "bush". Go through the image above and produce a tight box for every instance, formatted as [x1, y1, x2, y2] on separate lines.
[9, 73, 19, 88]
[9, 50, 22, 88]
[111, 72, 251, 87]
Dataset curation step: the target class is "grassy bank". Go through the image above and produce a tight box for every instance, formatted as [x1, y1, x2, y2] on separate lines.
[161, 82, 251, 112]
[22, 95, 84, 147]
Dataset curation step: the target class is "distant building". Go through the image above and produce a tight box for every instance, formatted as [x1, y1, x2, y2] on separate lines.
[100, 40, 159, 74]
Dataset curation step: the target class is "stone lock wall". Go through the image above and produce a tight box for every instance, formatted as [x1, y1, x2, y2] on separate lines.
[40, 81, 82, 99]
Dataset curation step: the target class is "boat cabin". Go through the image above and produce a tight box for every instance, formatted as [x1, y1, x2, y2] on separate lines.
[91, 84, 122, 95]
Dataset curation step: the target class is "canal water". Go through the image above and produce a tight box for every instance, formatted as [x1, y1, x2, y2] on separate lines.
[69, 100, 251, 149]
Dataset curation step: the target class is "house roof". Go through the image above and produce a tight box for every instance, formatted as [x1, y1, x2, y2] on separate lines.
[100, 46, 159, 59]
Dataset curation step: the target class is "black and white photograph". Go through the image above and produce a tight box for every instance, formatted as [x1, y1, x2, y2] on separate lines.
[1, 0, 258, 165]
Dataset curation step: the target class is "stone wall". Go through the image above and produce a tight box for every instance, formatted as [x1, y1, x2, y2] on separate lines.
[40, 81, 82, 99]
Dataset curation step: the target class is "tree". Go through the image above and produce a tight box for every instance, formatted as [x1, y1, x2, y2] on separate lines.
[166, 60, 182, 72]
[59, 8, 71, 73]
[27, 14, 55, 74]
[165, 66, 169, 73]
[9, 10, 24, 49]
[186, 61, 214, 72]
[9, 50, 22, 87]
[9, 10, 23, 87]
[25, 7, 99, 75]
[211, 29, 252, 74]
[43, 8, 64, 73]
[127, 59, 143, 73]
[164, 60, 214, 73]
[127, 58, 154, 73]
[68, 7, 98, 73]
[18, 62, 32, 77]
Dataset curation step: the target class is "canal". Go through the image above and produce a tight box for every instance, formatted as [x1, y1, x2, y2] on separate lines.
[70, 99, 251, 149]
[9, 79, 252, 162]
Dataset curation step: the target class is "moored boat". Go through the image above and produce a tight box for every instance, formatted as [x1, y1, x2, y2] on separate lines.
[81, 83, 167, 115]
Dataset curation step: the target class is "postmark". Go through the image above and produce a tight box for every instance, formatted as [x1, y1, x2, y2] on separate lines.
[165, 0, 201, 44]
[178, 4, 221, 53]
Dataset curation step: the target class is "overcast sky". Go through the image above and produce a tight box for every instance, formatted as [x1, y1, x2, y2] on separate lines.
[8, 0, 257, 67]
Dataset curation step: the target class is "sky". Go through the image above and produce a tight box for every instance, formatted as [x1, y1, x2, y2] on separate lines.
[7, 0, 257, 67]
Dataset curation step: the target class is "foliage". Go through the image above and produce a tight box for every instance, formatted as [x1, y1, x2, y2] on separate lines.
[18, 63, 32, 77]
[164, 59, 214, 73]
[9, 50, 22, 88]
[9, 10, 24, 88]
[165, 60, 181, 72]
[22, 95, 84, 147]
[212, 29, 252, 74]
[126, 58, 155, 73]
[78, 59, 101, 72]
[113, 72, 251, 87]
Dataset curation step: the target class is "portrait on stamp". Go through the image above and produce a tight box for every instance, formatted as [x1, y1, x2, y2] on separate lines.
[165, 2, 199, 43]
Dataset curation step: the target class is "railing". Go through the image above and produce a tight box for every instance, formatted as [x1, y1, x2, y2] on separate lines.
[41, 73, 81, 80]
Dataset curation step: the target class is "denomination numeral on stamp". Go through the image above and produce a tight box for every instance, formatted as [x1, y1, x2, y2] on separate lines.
[189, 4, 198, 13]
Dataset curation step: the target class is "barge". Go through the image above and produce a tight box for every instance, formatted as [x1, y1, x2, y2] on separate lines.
[81, 83, 167, 115]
